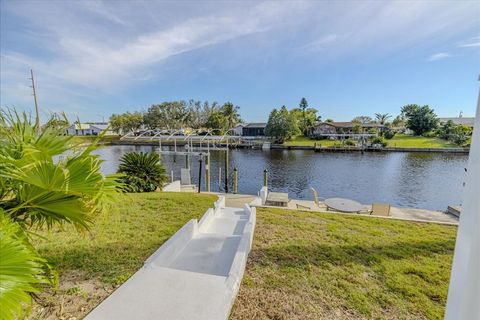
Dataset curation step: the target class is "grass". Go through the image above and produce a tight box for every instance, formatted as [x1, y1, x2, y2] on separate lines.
[71, 135, 120, 145]
[230, 208, 457, 320]
[284, 136, 339, 147]
[30, 192, 216, 319]
[283, 134, 462, 149]
[387, 134, 459, 148]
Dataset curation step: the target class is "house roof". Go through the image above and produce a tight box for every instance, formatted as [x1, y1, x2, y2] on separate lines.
[439, 117, 475, 127]
[90, 124, 110, 130]
[317, 122, 385, 128]
[69, 123, 91, 130]
[68, 122, 111, 130]
[244, 123, 267, 128]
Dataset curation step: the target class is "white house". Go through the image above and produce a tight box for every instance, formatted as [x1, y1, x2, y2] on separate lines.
[232, 124, 245, 136]
[66, 123, 114, 136]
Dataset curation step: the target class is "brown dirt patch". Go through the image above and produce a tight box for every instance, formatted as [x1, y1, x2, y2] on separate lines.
[29, 271, 116, 320]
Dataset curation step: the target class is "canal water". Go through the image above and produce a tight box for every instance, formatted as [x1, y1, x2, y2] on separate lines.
[93, 145, 468, 211]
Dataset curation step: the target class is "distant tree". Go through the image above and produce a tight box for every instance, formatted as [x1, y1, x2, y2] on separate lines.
[401, 104, 438, 135]
[438, 120, 472, 146]
[375, 113, 391, 125]
[220, 102, 241, 130]
[437, 120, 456, 140]
[292, 98, 319, 136]
[451, 125, 472, 146]
[186, 100, 203, 129]
[352, 116, 373, 124]
[205, 111, 226, 134]
[110, 112, 143, 134]
[352, 124, 362, 134]
[44, 112, 69, 131]
[325, 119, 334, 123]
[265, 106, 299, 143]
[143, 101, 189, 130]
[391, 115, 405, 128]
[299, 97, 308, 111]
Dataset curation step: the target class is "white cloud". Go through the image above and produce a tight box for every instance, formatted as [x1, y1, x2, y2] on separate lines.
[428, 52, 451, 61]
[301, 34, 340, 52]
[459, 42, 480, 48]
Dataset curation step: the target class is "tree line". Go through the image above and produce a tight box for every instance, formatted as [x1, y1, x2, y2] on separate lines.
[264, 101, 472, 146]
[109, 99, 472, 146]
[109, 100, 241, 134]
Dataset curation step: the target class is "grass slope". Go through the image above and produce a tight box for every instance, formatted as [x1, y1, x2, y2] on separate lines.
[284, 134, 461, 149]
[387, 134, 458, 148]
[71, 135, 120, 145]
[284, 136, 338, 147]
[31, 192, 216, 319]
[230, 208, 456, 320]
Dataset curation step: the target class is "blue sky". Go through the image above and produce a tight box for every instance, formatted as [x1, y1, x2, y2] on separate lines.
[1, 0, 479, 123]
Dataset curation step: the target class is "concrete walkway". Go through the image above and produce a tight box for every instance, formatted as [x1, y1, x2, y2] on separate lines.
[223, 193, 458, 225]
[86, 198, 255, 320]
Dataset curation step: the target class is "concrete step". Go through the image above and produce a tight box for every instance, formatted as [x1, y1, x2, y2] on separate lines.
[205, 217, 247, 236]
[217, 208, 248, 220]
[86, 266, 230, 320]
[167, 233, 241, 276]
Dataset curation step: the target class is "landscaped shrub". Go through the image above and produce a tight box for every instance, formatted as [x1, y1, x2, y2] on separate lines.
[345, 139, 357, 146]
[383, 130, 396, 139]
[422, 131, 437, 138]
[437, 120, 472, 146]
[117, 152, 168, 192]
[371, 137, 387, 147]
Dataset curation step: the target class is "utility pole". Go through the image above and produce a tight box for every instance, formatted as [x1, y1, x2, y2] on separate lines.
[30, 69, 40, 129]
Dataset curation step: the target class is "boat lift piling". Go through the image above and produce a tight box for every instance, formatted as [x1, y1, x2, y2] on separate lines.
[123, 128, 241, 194]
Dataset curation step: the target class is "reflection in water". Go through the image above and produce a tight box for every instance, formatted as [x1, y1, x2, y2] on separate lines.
[93, 145, 468, 210]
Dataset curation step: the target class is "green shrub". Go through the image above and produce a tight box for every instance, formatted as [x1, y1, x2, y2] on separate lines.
[371, 137, 387, 147]
[117, 152, 168, 192]
[422, 131, 437, 138]
[383, 130, 396, 139]
[345, 139, 357, 146]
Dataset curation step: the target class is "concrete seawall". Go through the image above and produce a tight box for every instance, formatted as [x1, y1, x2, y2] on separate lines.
[111, 140, 469, 153]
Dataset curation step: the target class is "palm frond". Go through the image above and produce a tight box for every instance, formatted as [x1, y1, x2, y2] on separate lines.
[0, 213, 52, 320]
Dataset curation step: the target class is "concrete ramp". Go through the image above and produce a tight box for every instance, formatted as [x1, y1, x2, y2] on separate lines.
[86, 197, 256, 320]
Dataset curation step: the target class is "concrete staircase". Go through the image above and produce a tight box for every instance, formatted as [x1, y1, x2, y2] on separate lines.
[86, 197, 255, 320]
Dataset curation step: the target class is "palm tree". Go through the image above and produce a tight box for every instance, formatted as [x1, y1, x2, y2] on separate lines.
[117, 152, 168, 192]
[0, 214, 51, 320]
[221, 102, 241, 130]
[375, 113, 392, 125]
[0, 109, 121, 319]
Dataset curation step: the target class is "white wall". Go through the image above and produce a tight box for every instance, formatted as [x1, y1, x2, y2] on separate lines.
[445, 83, 480, 319]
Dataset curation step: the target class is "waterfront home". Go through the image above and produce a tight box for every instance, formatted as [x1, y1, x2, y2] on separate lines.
[242, 123, 266, 136]
[439, 117, 475, 129]
[66, 122, 115, 136]
[309, 121, 387, 138]
[232, 124, 245, 136]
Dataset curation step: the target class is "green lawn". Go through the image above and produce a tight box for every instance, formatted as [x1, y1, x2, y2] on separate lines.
[71, 135, 121, 145]
[284, 136, 339, 147]
[230, 208, 456, 320]
[387, 134, 459, 148]
[31, 192, 216, 319]
[283, 134, 463, 149]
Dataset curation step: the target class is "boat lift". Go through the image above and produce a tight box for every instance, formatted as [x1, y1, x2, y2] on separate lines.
[121, 128, 241, 193]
